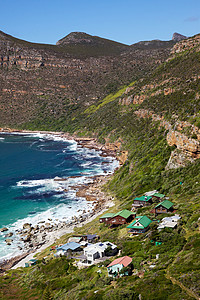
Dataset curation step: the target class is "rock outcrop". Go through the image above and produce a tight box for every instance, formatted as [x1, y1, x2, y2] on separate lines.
[134, 109, 200, 168]
[166, 130, 200, 158]
[170, 34, 200, 55]
[172, 32, 187, 42]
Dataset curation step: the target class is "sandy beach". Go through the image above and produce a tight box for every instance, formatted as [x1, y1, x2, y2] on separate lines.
[0, 129, 121, 272]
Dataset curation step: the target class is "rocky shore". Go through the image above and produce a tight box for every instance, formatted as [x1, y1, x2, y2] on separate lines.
[0, 129, 120, 272]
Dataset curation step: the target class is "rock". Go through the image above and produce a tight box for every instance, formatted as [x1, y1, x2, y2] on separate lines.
[5, 238, 13, 244]
[23, 223, 32, 230]
[172, 32, 187, 42]
[23, 234, 31, 242]
[5, 232, 13, 237]
[167, 130, 200, 158]
[0, 227, 8, 232]
[166, 149, 195, 169]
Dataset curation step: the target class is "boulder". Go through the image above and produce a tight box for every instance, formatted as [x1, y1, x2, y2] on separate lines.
[23, 223, 32, 230]
[0, 227, 8, 232]
[5, 232, 13, 237]
[5, 238, 13, 244]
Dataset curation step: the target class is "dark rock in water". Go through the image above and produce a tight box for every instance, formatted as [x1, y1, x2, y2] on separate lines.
[23, 223, 32, 230]
[5, 232, 13, 237]
[0, 227, 8, 232]
[5, 238, 13, 244]
[28, 211, 37, 215]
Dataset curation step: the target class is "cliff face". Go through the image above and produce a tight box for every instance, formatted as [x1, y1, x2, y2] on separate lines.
[117, 34, 200, 169]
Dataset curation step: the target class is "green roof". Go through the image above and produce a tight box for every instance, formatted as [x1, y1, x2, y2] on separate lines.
[155, 200, 174, 209]
[112, 209, 134, 219]
[134, 196, 152, 202]
[127, 216, 152, 229]
[153, 193, 165, 198]
[100, 213, 114, 219]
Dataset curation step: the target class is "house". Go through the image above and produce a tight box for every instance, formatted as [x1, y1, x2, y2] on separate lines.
[127, 216, 152, 234]
[99, 210, 135, 226]
[55, 242, 82, 256]
[82, 234, 98, 243]
[107, 210, 135, 226]
[153, 200, 174, 215]
[132, 195, 153, 208]
[25, 259, 37, 267]
[99, 213, 115, 224]
[83, 241, 118, 264]
[157, 214, 181, 229]
[107, 256, 132, 277]
[152, 193, 165, 200]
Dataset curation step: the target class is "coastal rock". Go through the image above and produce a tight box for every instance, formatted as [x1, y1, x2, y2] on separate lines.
[5, 232, 13, 237]
[5, 238, 13, 244]
[0, 227, 8, 232]
[23, 223, 32, 230]
[23, 234, 32, 242]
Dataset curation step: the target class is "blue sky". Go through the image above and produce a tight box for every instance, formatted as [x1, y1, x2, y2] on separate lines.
[0, 0, 199, 45]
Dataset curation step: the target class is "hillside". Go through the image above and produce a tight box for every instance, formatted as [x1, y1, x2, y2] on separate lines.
[0, 32, 200, 299]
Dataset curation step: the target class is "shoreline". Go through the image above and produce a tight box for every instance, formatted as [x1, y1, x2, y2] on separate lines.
[0, 129, 122, 272]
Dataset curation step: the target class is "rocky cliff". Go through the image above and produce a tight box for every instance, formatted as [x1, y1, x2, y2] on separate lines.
[0, 30, 173, 127]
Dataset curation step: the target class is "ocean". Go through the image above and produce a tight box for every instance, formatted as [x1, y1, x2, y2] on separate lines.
[0, 132, 118, 261]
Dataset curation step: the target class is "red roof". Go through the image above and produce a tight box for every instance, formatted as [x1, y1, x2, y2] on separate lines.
[107, 256, 132, 268]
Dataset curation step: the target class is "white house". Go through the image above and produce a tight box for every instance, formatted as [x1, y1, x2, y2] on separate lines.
[83, 241, 117, 264]
[157, 214, 181, 230]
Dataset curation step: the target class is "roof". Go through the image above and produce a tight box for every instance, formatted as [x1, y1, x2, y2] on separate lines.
[57, 242, 81, 251]
[144, 190, 158, 196]
[157, 215, 181, 229]
[107, 256, 132, 268]
[85, 234, 97, 240]
[84, 241, 117, 253]
[100, 213, 114, 219]
[155, 200, 174, 209]
[134, 196, 152, 202]
[153, 193, 165, 198]
[127, 216, 152, 229]
[112, 209, 134, 219]
[68, 236, 82, 243]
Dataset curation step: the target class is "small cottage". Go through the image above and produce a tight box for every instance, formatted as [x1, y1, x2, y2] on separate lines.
[132, 195, 152, 208]
[152, 193, 165, 200]
[107, 210, 135, 226]
[82, 234, 98, 243]
[107, 256, 132, 277]
[99, 210, 135, 226]
[153, 200, 174, 215]
[56, 242, 82, 256]
[127, 216, 152, 234]
[99, 213, 115, 224]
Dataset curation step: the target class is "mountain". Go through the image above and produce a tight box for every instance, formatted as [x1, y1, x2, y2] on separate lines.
[56, 31, 128, 49]
[0, 30, 172, 128]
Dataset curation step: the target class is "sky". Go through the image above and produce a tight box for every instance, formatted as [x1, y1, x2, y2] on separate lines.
[0, 0, 199, 45]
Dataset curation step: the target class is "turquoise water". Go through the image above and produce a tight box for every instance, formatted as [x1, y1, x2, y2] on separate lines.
[0, 132, 117, 260]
